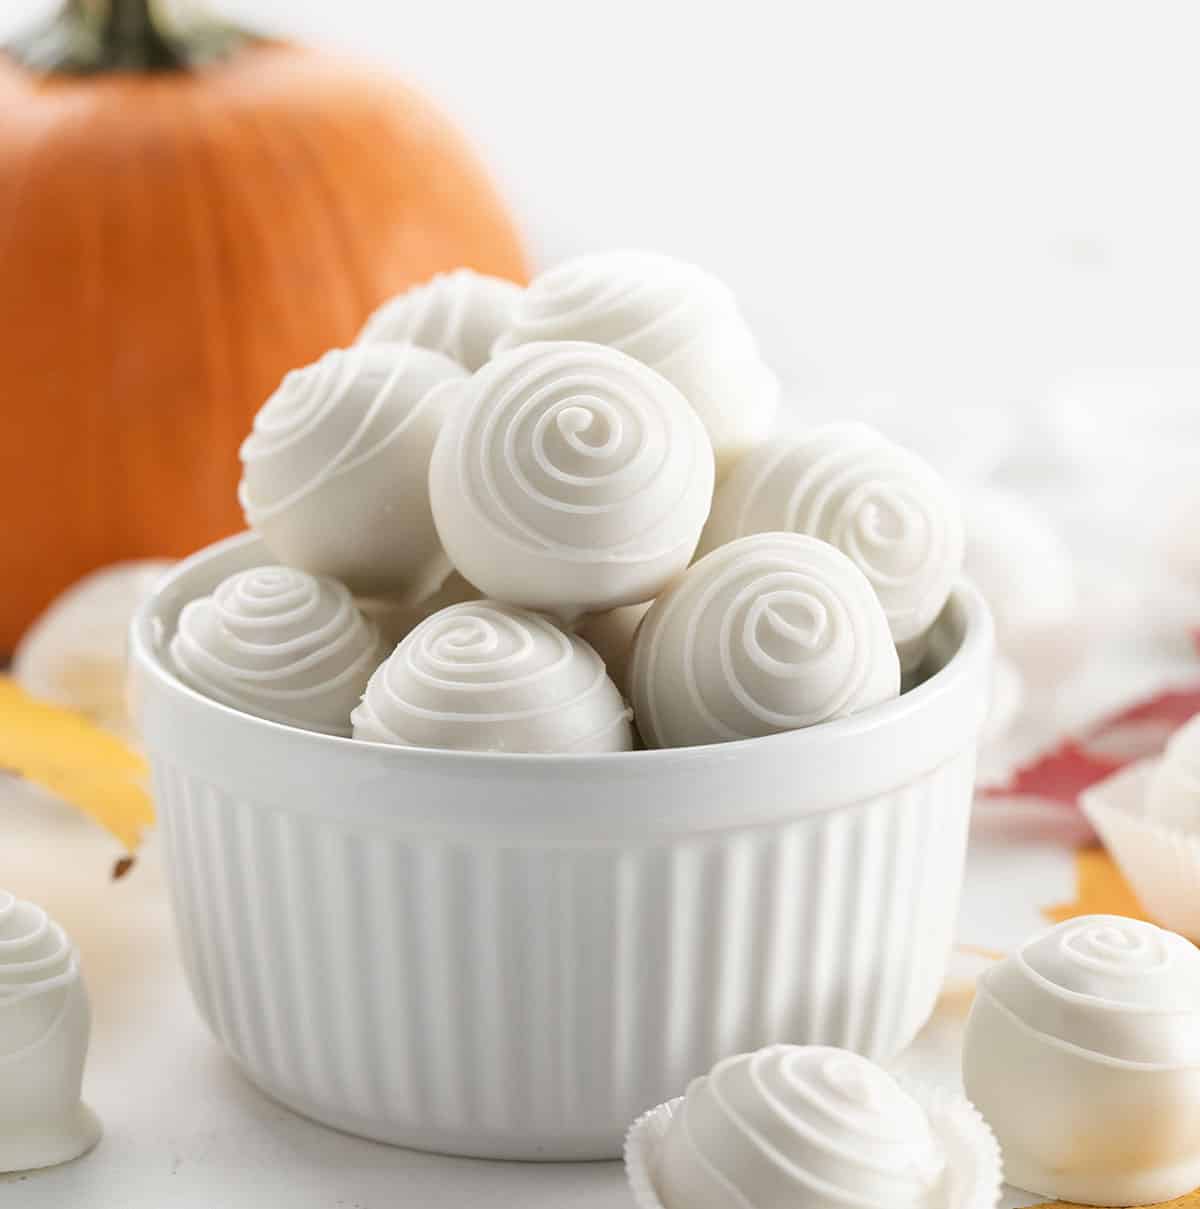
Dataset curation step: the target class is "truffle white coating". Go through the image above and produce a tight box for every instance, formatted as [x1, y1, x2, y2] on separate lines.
[169, 565, 382, 736]
[630, 532, 900, 749]
[239, 344, 467, 599]
[0, 890, 101, 1173]
[356, 268, 523, 370]
[699, 422, 964, 672]
[963, 914, 1200, 1206]
[358, 572, 482, 652]
[429, 341, 714, 623]
[495, 251, 777, 475]
[651, 1045, 998, 1209]
[352, 601, 633, 753]
[575, 601, 652, 698]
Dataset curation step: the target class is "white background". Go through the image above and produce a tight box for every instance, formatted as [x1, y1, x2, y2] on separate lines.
[7, 0, 1200, 409]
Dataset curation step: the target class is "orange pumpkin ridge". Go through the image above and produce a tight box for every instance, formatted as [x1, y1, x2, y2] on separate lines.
[0, 7, 527, 652]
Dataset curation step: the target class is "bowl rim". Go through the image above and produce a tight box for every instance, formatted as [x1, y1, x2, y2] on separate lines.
[131, 531, 993, 773]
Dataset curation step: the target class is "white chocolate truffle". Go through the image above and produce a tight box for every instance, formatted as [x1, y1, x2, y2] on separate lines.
[428, 341, 715, 622]
[964, 914, 1200, 1206]
[630, 533, 900, 749]
[962, 486, 1077, 654]
[352, 601, 633, 753]
[13, 560, 172, 739]
[575, 601, 652, 698]
[699, 422, 965, 672]
[0, 891, 101, 1173]
[239, 344, 467, 599]
[653, 1045, 997, 1209]
[358, 572, 482, 652]
[169, 566, 382, 736]
[1146, 714, 1200, 832]
[356, 268, 522, 370]
[494, 251, 778, 474]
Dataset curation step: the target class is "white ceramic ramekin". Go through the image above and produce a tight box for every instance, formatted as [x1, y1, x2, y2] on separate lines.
[130, 533, 993, 1161]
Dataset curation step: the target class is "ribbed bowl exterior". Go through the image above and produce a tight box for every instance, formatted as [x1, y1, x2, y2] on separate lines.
[134, 533, 992, 1160]
[150, 746, 975, 1160]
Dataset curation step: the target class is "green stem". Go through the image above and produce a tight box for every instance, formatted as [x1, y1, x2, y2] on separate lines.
[97, 0, 180, 69]
[4, 0, 247, 74]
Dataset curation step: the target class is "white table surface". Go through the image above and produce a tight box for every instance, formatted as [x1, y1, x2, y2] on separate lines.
[0, 780, 1069, 1209]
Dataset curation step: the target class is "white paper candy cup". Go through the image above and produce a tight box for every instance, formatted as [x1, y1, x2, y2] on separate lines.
[623, 1097, 680, 1209]
[623, 1080, 1001, 1209]
[1081, 758, 1200, 941]
[921, 1085, 1004, 1209]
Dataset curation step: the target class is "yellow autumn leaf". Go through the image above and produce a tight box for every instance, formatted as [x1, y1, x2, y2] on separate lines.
[1045, 846, 1151, 926]
[0, 674, 153, 852]
[1032, 1193, 1200, 1209]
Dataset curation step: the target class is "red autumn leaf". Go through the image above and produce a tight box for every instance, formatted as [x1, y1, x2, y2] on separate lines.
[981, 740, 1125, 808]
[1103, 686, 1200, 730]
[983, 684, 1200, 810]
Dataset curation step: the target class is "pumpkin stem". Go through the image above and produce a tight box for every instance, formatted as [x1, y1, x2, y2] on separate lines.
[4, 0, 247, 74]
[89, 0, 185, 70]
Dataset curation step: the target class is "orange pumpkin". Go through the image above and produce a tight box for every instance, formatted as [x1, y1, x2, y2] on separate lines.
[0, 0, 526, 651]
